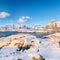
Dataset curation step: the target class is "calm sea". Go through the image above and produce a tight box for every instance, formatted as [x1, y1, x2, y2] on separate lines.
[0, 31, 49, 39]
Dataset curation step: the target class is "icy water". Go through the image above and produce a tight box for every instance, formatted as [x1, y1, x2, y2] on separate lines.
[0, 31, 49, 38]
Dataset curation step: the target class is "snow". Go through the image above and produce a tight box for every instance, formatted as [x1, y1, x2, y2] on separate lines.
[0, 34, 41, 60]
[56, 22, 60, 28]
[0, 33, 60, 60]
[39, 32, 60, 60]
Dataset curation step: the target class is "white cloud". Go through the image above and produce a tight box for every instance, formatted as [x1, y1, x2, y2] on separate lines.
[25, 16, 30, 19]
[0, 12, 10, 18]
[22, 16, 26, 19]
[18, 16, 31, 23]
[19, 18, 27, 23]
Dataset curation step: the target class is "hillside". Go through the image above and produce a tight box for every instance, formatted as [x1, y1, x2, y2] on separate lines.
[0, 32, 60, 60]
[44, 21, 60, 32]
[0, 34, 45, 60]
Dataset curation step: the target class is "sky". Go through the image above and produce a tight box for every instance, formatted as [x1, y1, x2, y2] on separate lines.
[0, 0, 60, 27]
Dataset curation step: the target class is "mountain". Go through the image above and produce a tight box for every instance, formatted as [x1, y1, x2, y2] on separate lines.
[44, 20, 60, 32]
[0, 24, 41, 32]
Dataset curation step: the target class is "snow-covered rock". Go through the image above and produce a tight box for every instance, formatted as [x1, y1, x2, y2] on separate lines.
[0, 34, 44, 60]
[0, 32, 60, 60]
[39, 33, 60, 60]
[0, 34, 40, 48]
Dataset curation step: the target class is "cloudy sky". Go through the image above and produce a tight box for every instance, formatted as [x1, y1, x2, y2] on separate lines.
[0, 0, 60, 27]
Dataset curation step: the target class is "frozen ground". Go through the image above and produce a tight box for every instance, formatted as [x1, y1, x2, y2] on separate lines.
[0, 33, 60, 60]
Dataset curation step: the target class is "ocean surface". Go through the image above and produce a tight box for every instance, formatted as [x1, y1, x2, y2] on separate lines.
[0, 31, 49, 38]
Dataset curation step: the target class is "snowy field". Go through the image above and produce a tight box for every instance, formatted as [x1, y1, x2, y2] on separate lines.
[0, 33, 60, 60]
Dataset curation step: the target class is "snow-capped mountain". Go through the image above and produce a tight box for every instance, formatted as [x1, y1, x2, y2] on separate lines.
[0, 21, 60, 33]
[43, 20, 60, 33]
[0, 24, 41, 31]
[48, 20, 60, 28]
